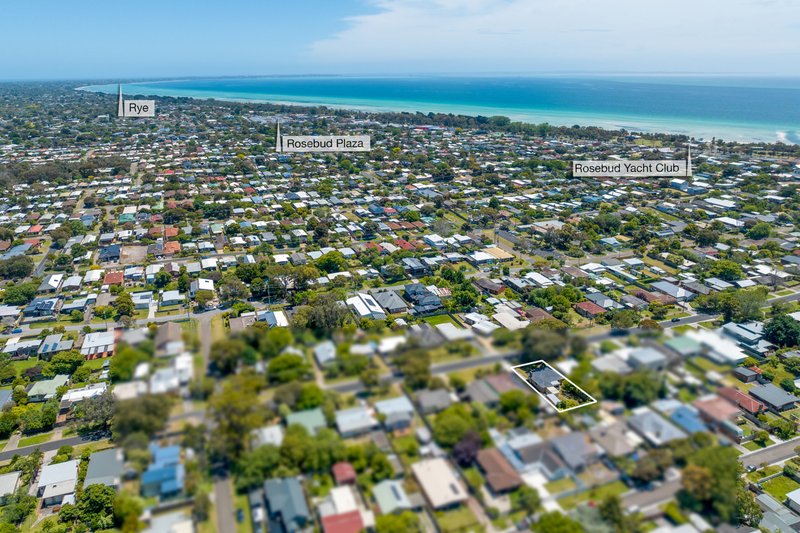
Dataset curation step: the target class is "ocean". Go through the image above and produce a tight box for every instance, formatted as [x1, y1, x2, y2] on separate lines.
[79, 76, 800, 144]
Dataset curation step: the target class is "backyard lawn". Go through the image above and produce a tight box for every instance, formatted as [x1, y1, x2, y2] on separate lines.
[436, 506, 481, 533]
[558, 480, 629, 509]
[423, 314, 458, 327]
[762, 475, 800, 502]
[747, 465, 781, 483]
[545, 477, 577, 495]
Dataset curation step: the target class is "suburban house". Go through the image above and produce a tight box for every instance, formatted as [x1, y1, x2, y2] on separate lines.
[476, 448, 523, 494]
[84, 448, 124, 490]
[0, 472, 21, 505]
[750, 383, 800, 412]
[37, 460, 79, 507]
[285, 408, 327, 436]
[335, 406, 378, 438]
[79, 330, 117, 359]
[27, 374, 69, 402]
[262, 477, 310, 533]
[141, 444, 185, 500]
[411, 458, 468, 510]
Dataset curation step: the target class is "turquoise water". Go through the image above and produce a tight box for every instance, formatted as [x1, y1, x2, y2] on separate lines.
[80, 76, 800, 143]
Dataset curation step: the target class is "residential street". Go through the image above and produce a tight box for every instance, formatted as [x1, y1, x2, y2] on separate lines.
[214, 476, 236, 533]
[740, 436, 800, 468]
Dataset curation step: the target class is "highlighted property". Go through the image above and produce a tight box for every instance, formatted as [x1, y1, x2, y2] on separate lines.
[511, 360, 596, 412]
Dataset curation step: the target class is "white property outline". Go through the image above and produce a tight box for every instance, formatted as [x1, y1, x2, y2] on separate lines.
[510, 360, 597, 413]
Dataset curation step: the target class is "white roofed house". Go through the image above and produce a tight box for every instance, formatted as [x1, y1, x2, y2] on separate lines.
[57, 382, 108, 425]
[335, 406, 378, 438]
[411, 458, 468, 510]
[650, 281, 693, 302]
[189, 278, 215, 297]
[37, 460, 79, 507]
[80, 330, 117, 359]
[346, 293, 386, 320]
[0, 472, 21, 505]
[131, 291, 154, 310]
[160, 290, 185, 308]
[257, 309, 289, 327]
[38, 273, 64, 293]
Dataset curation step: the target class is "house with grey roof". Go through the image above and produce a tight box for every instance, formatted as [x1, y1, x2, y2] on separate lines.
[526, 365, 563, 393]
[629, 347, 667, 371]
[0, 472, 20, 505]
[313, 340, 337, 367]
[373, 290, 408, 314]
[750, 383, 800, 412]
[37, 334, 73, 360]
[416, 389, 452, 414]
[758, 492, 800, 532]
[335, 406, 378, 438]
[627, 407, 686, 446]
[263, 477, 310, 533]
[549, 432, 598, 472]
[84, 448, 124, 490]
[466, 379, 500, 406]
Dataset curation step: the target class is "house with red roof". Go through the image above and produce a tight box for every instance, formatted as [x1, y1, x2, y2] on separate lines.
[717, 386, 766, 415]
[321, 511, 362, 533]
[574, 301, 605, 319]
[103, 272, 124, 286]
[331, 462, 357, 485]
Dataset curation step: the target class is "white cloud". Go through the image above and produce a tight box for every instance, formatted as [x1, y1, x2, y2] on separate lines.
[307, 0, 799, 74]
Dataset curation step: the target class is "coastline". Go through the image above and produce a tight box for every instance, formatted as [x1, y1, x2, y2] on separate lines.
[78, 79, 800, 144]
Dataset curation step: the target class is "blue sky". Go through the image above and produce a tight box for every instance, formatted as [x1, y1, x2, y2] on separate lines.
[1, 0, 798, 79]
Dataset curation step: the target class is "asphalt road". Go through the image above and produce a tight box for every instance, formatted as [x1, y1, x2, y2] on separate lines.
[328, 351, 512, 394]
[622, 479, 682, 510]
[0, 435, 95, 462]
[740, 436, 800, 468]
[214, 476, 236, 533]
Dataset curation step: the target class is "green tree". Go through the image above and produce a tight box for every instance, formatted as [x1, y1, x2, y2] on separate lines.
[394, 349, 431, 390]
[74, 484, 116, 530]
[1, 489, 36, 525]
[374, 511, 423, 533]
[112, 394, 173, 440]
[610, 309, 639, 329]
[44, 350, 85, 376]
[194, 289, 215, 308]
[267, 353, 310, 384]
[765, 314, 800, 348]
[2, 282, 38, 305]
[433, 404, 475, 448]
[708, 259, 744, 281]
[114, 292, 135, 318]
[208, 375, 264, 463]
[218, 277, 250, 303]
[113, 491, 144, 532]
[109, 342, 150, 382]
[153, 270, 172, 289]
[210, 338, 249, 375]
[534, 512, 585, 533]
[747, 222, 771, 240]
[261, 327, 293, 359]
[234, 445, 281, 492]
[315, 251, 347, 274]
[522, 327, 569, 361]
[515, 485, 541, 514]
